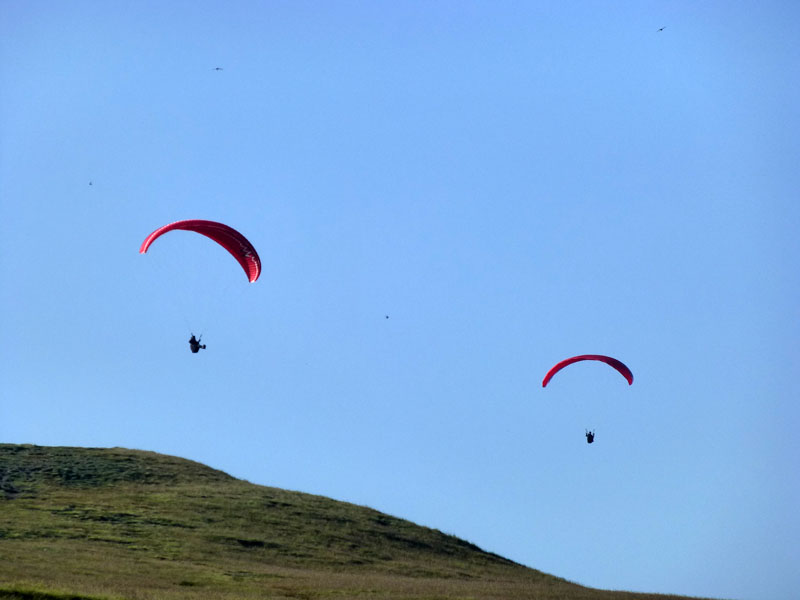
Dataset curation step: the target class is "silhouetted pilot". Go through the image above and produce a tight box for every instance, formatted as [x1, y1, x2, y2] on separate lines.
[189, 335, 206, 353]
[585, 430, 595, 444]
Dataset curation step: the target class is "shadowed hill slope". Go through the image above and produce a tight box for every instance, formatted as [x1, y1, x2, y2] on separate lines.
[0, 445, 716, 600]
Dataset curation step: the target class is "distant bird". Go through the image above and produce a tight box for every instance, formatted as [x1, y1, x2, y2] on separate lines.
[657, 26, 666, 32]
[213, 67, 223, 71]
[89, 181, 93, 186]
[385, 315, 389, 319]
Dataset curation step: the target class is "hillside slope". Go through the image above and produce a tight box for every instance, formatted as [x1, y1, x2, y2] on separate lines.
[0, 445, 714, 600]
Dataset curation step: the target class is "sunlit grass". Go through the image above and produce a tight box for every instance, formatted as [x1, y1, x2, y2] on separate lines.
[1, 445, 717, 599]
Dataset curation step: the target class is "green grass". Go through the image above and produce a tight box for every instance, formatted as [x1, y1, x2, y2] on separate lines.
[1, 445, 717, 600]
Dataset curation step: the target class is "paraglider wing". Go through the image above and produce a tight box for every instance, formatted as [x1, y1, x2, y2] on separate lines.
[542, 355, 633, 387]
[139, 219, 261, 282]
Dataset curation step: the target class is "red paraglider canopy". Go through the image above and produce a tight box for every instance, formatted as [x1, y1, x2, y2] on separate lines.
[140, 219, 261, 283]
[542, 355, 633, 387]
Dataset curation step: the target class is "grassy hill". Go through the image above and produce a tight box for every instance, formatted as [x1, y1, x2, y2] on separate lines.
[0, 445, 714, 600]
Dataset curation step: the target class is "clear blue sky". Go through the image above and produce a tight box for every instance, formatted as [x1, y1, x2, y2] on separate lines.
[2, 2, 799, 599]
